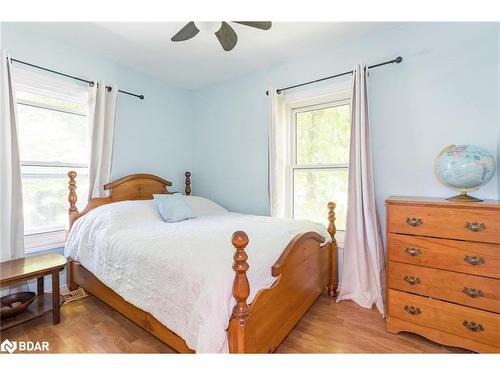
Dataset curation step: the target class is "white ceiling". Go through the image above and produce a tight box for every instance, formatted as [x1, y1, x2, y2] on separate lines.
[17, 22, 399, 89]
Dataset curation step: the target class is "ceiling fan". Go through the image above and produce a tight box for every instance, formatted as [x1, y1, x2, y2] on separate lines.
[171, 21, 272, 52]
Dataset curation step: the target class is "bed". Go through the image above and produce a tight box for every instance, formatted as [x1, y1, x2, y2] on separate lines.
[65, 171, 338, 353]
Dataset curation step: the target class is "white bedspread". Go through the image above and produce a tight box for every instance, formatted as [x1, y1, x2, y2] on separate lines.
[65, 200, 331, 353]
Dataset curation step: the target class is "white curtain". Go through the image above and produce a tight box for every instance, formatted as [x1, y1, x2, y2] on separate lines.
[0, 50, 24, 262]
[336, 65, 386, 315]
[268, 88, 287, 217]
[88, 82, 117, 199]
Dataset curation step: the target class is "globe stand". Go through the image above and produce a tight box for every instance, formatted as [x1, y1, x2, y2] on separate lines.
[446, 191, 483, 202]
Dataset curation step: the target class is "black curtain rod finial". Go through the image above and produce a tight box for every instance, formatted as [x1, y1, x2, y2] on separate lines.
[395, 56, 403, 63]
[264, 89, 281, 96]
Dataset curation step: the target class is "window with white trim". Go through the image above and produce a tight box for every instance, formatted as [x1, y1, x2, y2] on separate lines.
[287, 92, 350, 236]
[14, 68, 90, 252]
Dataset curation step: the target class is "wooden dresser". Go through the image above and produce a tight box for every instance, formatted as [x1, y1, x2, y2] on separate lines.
[385, 197, 500, 353]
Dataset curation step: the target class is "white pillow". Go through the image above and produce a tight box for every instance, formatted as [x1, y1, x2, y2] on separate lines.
[183, 196, 228, 216]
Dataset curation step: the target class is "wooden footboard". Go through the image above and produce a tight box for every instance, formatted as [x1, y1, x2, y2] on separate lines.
[228, 203, 338, 353]
[66, 171, 338, 353]
[228, 232, 333, 353]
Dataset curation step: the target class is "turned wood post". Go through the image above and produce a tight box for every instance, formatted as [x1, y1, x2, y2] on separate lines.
[228, 231, 250, 353]
[185, 171, 191, 196]
[68, 171, 79, 231]
[327, 202, 338, 297]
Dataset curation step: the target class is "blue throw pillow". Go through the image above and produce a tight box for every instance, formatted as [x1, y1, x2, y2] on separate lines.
[153, 193, 196, 223]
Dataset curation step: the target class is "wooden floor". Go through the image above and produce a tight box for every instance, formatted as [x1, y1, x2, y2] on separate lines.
[1, 293, 470, 354]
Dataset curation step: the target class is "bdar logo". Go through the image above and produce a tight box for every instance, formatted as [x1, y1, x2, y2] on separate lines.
[0, 339, 49, 353]
[1, 339, 17, 354]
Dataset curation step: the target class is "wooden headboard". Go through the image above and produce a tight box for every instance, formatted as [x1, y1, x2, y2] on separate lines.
[67, 171, 192, 231]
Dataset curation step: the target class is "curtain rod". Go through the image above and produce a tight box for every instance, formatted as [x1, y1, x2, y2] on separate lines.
[10, 58, 145, 100]
[266, 56, 403, 96]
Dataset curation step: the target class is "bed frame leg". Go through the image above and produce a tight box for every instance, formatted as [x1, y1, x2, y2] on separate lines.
[327, 202, 338, 297]
[228, 231, 250, 353]
[66, 259, 79, 291]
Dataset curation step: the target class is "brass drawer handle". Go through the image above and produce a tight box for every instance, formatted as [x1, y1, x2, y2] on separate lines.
[464, 255, 486, 266]
[404, 247, 422, 257]
[404, 275, 421, 285]
[462, 287, 483, 298]
[465, 222, 486, 232]
[406, 217, 423, 227]
[404, 305, 421, 315]
[463, 320, 484, 332]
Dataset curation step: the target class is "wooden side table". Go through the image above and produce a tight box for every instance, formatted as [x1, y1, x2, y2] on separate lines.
[0, 254, 66, 330]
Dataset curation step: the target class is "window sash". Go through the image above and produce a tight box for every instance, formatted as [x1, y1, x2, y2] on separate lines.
[290, 166, 349, 220]
[292, 99, 351, 169]
[16, 99, 89, 166]
[286, 96, 350, 224]
[20, 165, 89, 235]
[19, 165, 89, 237]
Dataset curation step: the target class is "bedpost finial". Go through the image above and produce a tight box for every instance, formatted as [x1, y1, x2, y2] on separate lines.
[231, 231, 250, 320]
[231, 231, 249, 249]
[327, 201, 337, 245]
[185, 171, 191, 196]
[68, 171, 78, 214]
[68, 171, 79, 232]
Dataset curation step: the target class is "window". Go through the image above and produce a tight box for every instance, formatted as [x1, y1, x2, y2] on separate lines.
[15, 68, 90, 252]
[287, 92, 350, 236]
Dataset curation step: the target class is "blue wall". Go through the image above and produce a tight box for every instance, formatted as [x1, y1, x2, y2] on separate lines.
[2, 23, 194, 193]
[192, 22, 500, 236]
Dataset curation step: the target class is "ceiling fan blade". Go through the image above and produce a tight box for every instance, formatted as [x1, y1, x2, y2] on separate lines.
[215, 22, 238, 51]
[233, 21, 272, 30]
[171, 22, 200, 42]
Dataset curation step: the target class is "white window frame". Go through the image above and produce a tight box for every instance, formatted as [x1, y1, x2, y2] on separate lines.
[15, 71, 90, 253]
[21, 162, 87, 253]
[285, 88, 351, 246]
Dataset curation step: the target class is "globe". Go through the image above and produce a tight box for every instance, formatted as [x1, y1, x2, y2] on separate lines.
[434, 144, 496, 202]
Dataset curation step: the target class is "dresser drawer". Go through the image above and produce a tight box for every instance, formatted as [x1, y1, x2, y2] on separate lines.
[388, 233, 500, 278]
[388, 261, 500, 313]
[388, 289, 500, 348]
[388, 204, 500, 244]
